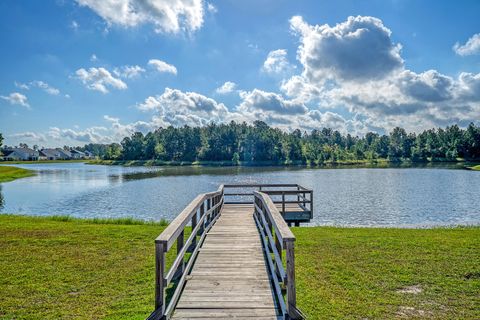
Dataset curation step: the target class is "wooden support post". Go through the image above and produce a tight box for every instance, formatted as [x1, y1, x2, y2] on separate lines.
[198, 203, 204, 236]
[154, 242, 166, 318]
[282, 192, 286, 217]
[188, 210, 198, 253]
[285, 240, 297, 319]
[309, 191, 313, 218]
[173, 230, 185, 279]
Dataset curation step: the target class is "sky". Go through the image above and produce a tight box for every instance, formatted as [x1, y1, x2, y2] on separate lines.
[1, 0, 480, 147]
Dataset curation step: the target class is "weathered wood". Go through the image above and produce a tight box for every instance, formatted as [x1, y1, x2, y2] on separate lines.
[154, 242, 165, 317]
[150, 184, 307, 320]
[286, 240, 297, 319]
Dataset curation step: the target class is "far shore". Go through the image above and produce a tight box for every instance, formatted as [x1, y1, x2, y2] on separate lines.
[2, 158, 480, 171]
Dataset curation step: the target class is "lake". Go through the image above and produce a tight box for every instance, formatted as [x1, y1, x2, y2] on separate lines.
[0, 163, 479, 227]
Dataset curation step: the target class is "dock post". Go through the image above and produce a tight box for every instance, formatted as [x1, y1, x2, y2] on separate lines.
[154, 242, 166, 318]
[286, 240, 297, 319]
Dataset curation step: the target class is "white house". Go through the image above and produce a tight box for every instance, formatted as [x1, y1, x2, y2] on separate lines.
[1, 148, 39, 161]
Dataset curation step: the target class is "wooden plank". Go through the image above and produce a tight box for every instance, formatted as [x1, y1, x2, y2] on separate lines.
[170, 202, 282, 320]
[173, 308, 279, 318]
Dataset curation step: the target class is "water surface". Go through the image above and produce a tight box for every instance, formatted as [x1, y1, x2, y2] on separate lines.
[1, 163, 479, 227]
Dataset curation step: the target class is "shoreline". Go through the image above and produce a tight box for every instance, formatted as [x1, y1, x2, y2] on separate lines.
[0, 213, 478, 229]
[87, 158, 480, 169]
[0, 165, 35, 183]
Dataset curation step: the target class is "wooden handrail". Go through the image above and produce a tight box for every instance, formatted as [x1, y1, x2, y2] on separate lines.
[253, 191, 303, 319]
[151, 185, 224, 320]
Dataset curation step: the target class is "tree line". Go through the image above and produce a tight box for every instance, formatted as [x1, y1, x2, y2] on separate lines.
[78, 121, 480, 164]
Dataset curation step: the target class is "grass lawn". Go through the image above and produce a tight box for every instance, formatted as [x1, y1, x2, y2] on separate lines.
[0, 215, 478, 319]
[0, 160, 86, 164]
[0, 165, 35, 182]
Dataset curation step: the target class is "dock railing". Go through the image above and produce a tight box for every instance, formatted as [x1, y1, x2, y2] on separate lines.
[254, 191, 304, 320]
[149, 185, 224, 320]
[149, 183, 308, 320]
[224, 183, 313, 224]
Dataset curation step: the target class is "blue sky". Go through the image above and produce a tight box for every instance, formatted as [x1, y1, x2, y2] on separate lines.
[1, 0, 480, 147]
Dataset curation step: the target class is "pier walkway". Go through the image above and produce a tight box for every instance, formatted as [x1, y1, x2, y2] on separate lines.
[148, 184, 312, 320]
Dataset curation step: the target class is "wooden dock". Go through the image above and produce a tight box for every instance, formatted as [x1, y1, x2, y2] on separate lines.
[148, 184, 311, 320]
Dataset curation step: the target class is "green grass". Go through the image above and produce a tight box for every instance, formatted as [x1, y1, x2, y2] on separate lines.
[0, 159, 86, 164]
[0, 165, 35, 182]
[0, 215, 478, 319]
[468, 164, 480, 171]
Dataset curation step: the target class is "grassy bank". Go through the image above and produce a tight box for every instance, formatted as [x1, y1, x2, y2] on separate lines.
[0, 165, 35, 182]
[468, 164, 480, 171]
[0, 215, 478, 319]
[0, 159, 86, 164]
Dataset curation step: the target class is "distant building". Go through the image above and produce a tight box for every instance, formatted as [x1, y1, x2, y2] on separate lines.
[70, 149, 86, 159]
[1, 148, 39, 161]
[40, 148, 65, 160]
[56, 148, 72, 160]
[84, 150, 94, 159]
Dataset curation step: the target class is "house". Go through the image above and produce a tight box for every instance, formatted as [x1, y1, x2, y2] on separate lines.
[1, 148, 39, 161]
[55, 148, 72, 160]
[40, 148, 64, 160]
[84, 150, 94, 159]
[70, 149, 86, 159]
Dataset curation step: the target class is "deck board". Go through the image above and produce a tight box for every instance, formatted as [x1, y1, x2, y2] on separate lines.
[171, 204, 280, 319]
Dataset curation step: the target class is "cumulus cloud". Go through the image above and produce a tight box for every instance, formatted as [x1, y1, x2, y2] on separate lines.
[453, 33, 480, 56]
[14, 81, 30, 90]
[1, 92, 30, 108]
[10, 132, 46, 142]
[148, 59, 177, 75]
[30, 81, 60, 95]
[136, 88, 228, 126]
[75, 67, 127, 93]
[276, 15, 480, 133]
[113, 65, 146, 78]
[290, 15, 403, 82]
[262, 49, 295, 75]
[75, 0, 205, 35]
[238, 89, 308, 115]
[216, 81, 237, 94]
[398, 70, 454, 102]
[14, 80, 61, 95]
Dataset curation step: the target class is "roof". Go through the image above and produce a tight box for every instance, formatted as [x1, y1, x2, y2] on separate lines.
[40, 148, 63, 158]
[70, 149, 86, 155]
[56, 148, 72, 157]
[2, 148, 39, 157]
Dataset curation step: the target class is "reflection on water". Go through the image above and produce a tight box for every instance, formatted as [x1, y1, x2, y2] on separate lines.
[1, 162, 479, 227]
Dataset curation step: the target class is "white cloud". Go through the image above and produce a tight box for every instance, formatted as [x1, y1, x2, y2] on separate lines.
[14, 81, 29, 90]
[290, 15, 403, 82]
[75, 67, 127, 93]
[216, 81, 237, 94]
[1, 92, 30, 108]
[70, 20, 79, 30]
[75, 0, 205, 35]
[279, 15, 480, 133]
[90, 54, 98, 62]
[30, 81, 60, 96]
[453, 33, 480, 56]
[113, 65, 146, 78]
[262, 49, 294, 75]
[206, 2, 217, 14]
[10, 132, 46, 142]
[238, 89, 308, 115]
[148, 59, 177, 75]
